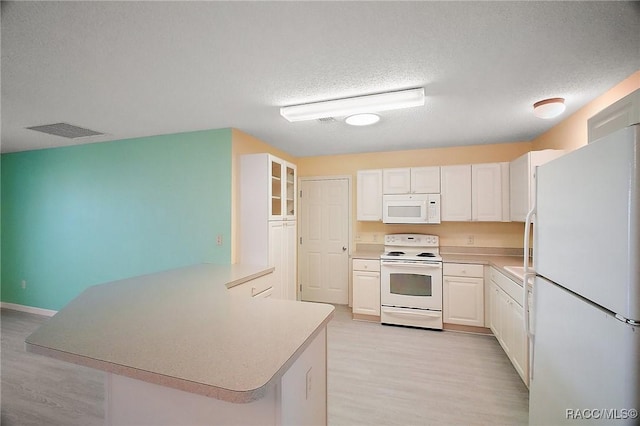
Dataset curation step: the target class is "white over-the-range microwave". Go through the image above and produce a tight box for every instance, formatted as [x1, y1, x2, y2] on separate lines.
[382, 193, 441, 224]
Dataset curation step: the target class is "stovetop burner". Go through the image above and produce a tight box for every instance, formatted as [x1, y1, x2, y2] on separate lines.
[380, 234, 442, 262]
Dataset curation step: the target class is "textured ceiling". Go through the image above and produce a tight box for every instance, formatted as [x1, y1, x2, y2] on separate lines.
[2, 1, 639, 156]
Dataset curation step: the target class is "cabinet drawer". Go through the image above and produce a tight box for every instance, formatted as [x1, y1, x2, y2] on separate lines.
[352, 259, 381, 272]
[228, 274, 273, 298]
[490, 267, 523, 306]
[443, 263, 483, 278]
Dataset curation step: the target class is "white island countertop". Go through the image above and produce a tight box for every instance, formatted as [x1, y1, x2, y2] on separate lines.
[25, 264, 334, 403]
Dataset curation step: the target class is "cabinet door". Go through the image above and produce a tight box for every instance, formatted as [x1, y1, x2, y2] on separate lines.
[283, 221, 297, 300]
[352, 270, 380, 316]
[411, 166, 440, 193]
[357, 170, 383, 221]
[443, 276, 484, 326]
[509, 154, 530, 222]
[440, 165, 472, 221]
[489, 281, 501, 337]
[284, 162, 297, 220]
[269, 221, 284, 299]
[269, 157, 284, 220]
[508, 299, 528, 383]
[382, 168, 411, 194]
[498, 289, 513, 356]
[472, 163, 506, 222]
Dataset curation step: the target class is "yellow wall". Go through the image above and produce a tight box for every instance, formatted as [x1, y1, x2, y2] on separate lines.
[230, 129, 296, 263]
[532, 70, 640, 152]
[231, 68, 640, 253]
[297, 142, 533, 249]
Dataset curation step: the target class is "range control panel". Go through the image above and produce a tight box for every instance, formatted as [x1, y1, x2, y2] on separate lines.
[384, 234, 439, 247]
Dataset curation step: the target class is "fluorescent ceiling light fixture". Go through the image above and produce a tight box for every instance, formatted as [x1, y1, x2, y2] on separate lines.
[533, 98, 566, 119]
[280, 88, 425, 122]
[345, 113, 380, 126]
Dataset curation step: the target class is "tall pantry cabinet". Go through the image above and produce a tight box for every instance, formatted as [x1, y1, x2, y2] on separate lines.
[240, 154, 297, 300]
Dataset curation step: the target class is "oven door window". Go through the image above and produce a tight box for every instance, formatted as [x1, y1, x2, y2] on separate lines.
[389, 273, 432, 297]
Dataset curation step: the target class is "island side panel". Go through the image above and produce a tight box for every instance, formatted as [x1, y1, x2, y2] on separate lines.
[278, 327, 327, 426]
[104, 325, 329, 426]
[105, 374, 278, 426]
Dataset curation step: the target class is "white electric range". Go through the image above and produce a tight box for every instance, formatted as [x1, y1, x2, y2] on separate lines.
[380, 234, 443, 330]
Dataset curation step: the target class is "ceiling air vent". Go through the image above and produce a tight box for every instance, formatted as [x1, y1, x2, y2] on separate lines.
[26, 123, 104, 139]
[317, 117, 336, 123]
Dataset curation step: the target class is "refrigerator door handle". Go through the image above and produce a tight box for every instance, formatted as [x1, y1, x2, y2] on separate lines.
[523, 204, 535, 339]
[524, 199, 536, 384]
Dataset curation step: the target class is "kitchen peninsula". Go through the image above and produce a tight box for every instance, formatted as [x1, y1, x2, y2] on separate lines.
[25, 264, 334, 426]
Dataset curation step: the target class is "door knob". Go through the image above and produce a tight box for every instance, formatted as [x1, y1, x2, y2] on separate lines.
[342, 246, 347, 251]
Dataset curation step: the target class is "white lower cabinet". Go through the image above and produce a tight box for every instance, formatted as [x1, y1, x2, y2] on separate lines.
[489, 267, 528, 386]
[443, 263, 484, 327]
[351, 258, 380, 317]
[269, 221, 297, 300]
[228, 273, 273, 298]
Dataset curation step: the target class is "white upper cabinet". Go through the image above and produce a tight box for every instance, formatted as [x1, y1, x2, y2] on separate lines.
[284, 163, 297, 220]
[509, 150, 563, 222]
[472, 162, 510, 222]
[383, 167, 440, 194]
[588, 89, 639, 143]
[410, 167, 441, 193]
[442, 163, 509, 222]
[268, 157, 297, 221]
[440, 165, 472, 221]
[382, 168, 410, 194]
[357, 169, 383, 221]
[241, 153, 293, 223]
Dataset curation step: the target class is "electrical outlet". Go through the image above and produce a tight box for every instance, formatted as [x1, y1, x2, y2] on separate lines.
[21, 280, 27, 289]
[305, 367, 312, 400]
[466, 235, 474, 245]
[216, 235, 223, 246]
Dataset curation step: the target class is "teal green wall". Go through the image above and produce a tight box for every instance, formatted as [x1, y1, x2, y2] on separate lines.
[1, 129, 232, 311]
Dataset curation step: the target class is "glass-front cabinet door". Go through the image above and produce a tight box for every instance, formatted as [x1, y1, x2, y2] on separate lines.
[285, 163, 297, 220]
[269, 157, 296, 221]
[269, 157, 283, 220]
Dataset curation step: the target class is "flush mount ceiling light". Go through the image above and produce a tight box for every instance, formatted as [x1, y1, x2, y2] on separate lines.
[280, 88, 425, 122]
[345, 113, 380, 126]
[533, 98, 566, 119]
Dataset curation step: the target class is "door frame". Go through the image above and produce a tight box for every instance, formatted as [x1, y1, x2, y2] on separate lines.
[297, 175, 353, 303]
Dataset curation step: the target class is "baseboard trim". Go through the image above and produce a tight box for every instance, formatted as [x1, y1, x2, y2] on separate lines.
[352, 313, 380, 323]
[443, 323, 492, 335]
[1, 302, 57, 317]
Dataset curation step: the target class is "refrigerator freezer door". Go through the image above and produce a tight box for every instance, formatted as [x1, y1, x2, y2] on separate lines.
[534, 125, 640, 321]
[529, 277, 640, 425]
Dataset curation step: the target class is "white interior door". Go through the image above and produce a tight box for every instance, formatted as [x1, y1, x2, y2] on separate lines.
[299, 178, 350, 304]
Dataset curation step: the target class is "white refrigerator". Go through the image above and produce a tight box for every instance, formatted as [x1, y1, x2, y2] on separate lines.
[528, 125, 640, 425]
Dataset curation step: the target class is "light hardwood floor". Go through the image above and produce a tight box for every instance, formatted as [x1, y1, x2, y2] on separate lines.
[327, 305, 529, 426]
[1, 306, 528, 425]
[1, 309, 104, 426]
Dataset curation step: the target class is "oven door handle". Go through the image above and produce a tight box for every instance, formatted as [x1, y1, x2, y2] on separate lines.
[381, 261, 442, 269]
[382, 307, 442, 318]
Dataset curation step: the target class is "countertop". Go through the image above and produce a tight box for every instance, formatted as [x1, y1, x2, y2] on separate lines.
[25, 263, 334, 403]
[351, 248, 529, 284]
